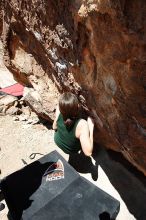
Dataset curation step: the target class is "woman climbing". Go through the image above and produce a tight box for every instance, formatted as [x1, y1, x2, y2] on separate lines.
[53, 92, 94, 156]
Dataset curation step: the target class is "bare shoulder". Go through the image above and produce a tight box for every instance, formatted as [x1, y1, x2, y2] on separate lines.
[75, 119, 88, 138]
[77, 119, 87, 127]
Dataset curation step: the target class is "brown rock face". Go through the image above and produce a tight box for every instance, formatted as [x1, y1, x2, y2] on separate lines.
[1, 0, 146, 174]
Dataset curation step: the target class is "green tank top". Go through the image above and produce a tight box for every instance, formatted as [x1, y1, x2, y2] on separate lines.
[54, 114, 81, 154]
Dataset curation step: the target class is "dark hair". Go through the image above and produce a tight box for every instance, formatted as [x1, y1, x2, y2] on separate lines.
[59, 92, 79, 127]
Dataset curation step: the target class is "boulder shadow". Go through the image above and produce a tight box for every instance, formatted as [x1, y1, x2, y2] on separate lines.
[93, 146, 146, 220]
[0, 161, 54, 220]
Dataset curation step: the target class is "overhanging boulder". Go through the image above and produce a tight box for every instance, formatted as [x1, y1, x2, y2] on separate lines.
[1, 0, 146, 175]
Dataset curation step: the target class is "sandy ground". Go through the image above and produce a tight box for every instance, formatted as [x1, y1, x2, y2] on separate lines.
[0, 115, 143, 220]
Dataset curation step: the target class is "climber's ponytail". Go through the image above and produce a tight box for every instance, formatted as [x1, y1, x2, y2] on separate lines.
[59, 92, 79, 127]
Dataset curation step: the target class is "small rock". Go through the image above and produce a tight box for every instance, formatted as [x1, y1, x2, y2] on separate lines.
[14, 100, 18, 107]
[18, 115, 28, 121]
[26, 118, 33, 124]
[0, 106, 3, 113]
[6, 106, 19, 115]
[19, 100, 24, 105]
[13, 116, 19, 121]
[0, 95, 17, 106]
[22, 106, 31, 117]
[31, 118, 39, 125]
[30, 110, 38, 118]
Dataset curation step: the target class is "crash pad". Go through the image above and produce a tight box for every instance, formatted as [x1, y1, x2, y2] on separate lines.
[0, 150, 120, 220]
[0, 83, 24, 97]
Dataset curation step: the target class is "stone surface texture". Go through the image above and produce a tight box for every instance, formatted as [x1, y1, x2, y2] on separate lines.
[1, 0, 146, 174]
